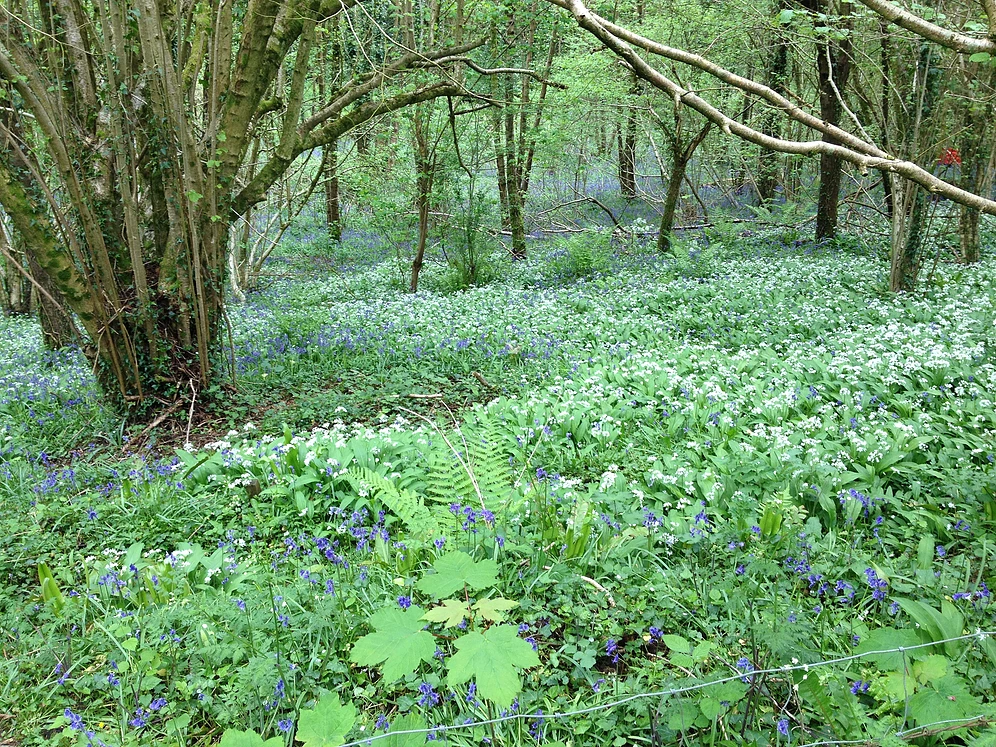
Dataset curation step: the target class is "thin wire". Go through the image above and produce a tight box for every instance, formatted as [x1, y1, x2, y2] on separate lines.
[335, 630, 996, 747]
[895, 715, 990, 737]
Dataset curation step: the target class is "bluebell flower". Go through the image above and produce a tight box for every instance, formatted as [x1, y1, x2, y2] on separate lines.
[278, 719, 293, 732]
[64, 708, 85, 731]
[777, 718, 789, 737]
[528, 710, 545, 740]
[606, 639, 619, 663]
[417, 681, 440, 708]
[398, 595, 412, 610]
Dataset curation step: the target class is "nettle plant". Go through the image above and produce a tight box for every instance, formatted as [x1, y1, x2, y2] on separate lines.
[223, 551, 539, 746]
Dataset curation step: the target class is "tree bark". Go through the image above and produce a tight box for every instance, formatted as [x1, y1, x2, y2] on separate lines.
[618, 81, 639, 198]
[758, 4, 789, 204]
[658, 121, 710, 252]
[801, 0, 853, 240]
[411, 105, 434, 291]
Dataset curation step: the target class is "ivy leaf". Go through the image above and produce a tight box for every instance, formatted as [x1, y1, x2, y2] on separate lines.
[777, 8, 795, 23]
[295, 693, 357, 747]
[472, 597, 519, 623]
[423, 599, 471, 628]
[185, 190, 203, 204]
[416, 552, 498, 598]
[219, 730, 284, 747]
[447, 624, 540, 708]
[350, 606, 436, 681]
[382, 713, 427, 747]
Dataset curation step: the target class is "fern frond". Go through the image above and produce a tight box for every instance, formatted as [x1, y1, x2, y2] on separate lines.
[424, 420, 513, 507]
[346, 466, 439, 538]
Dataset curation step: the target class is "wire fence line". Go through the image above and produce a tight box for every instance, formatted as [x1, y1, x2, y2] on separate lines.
[336, 630, 996, 747]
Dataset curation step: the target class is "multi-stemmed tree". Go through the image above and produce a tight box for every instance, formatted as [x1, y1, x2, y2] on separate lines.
[0, 0, 481, 405]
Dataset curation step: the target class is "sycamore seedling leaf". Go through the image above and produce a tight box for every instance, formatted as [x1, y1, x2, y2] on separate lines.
[447, 624, 540, 708]
[350, 606, 436, 681]
[295, 693, 356, 747]
[423, 599, 471, 628]
[472, 597, 519, 623]
[416, 552, 498, 598]
[382, 713, 428, 747]
[219, 730, 284, 747]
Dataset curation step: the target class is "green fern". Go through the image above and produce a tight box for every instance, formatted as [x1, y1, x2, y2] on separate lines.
[347, 466, 439, 538]
[424, 421, 512, 506]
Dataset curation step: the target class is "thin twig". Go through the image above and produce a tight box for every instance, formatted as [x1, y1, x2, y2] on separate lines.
[185, 379, 198, 447]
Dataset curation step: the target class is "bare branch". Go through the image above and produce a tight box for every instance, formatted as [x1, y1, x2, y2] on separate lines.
[559, 0, 996, 215]
[436, 58, 568, 89]
[853, 0, 995, 54]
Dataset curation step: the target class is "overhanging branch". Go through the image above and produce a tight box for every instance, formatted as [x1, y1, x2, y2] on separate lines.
[559, 0, 996, 216]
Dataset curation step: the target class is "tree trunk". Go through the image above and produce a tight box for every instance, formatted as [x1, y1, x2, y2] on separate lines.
[0, 221, 31, 315]
[324, 141, 342, 243]
[880, 21, 894, 221]
[618, 98, 638, 198]
[658, 121, 710, 253]
[889, 180, 928, 292]
[411, 106, 434, 291]
[955, 64, 995, 264]
[758, 2, 789, 204]
[809, 1, 853, 240]
[657, 162, 683, 253]
[26, 243, 79, 348]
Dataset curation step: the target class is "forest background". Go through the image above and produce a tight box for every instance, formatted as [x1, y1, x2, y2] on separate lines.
[2, 0, 996, 745]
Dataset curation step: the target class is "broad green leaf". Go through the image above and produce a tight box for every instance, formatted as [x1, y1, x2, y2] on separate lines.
[350, 606, 436, 681]
[711, 679, 747, 703]
[917, 535, 935, 570]
[879, 671, 910, 703]
[969, 726, 996, 747]
[423, 599, 471, 628]
[895, 599, 964, 656]
[669, 652, 695, 668]
[296, 693, 357, 747]
[661, 634, 690, 654]
[473, 597, 519, 623]
[908, 674, 981, 727]
[38, 563, 64, 613]
[416, 552, 498, 598]
[912, 654, 947, 684]
[666, 699, 699, 732]
[699, 697, 725, 720]
[691, 641, 713, 662]
[382, 714, 427, 747]
[969, 52, 992, 63]
[447, 625, 540, 708]
[980, 635, 996, 668]
[854, 627, 920, 670]
[777, 8, 795, 23]
[219, 729, 283, 747]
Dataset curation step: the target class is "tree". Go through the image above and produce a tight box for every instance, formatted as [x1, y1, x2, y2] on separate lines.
[549, 0, 996, 290]
[0, 0, 481, 406]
